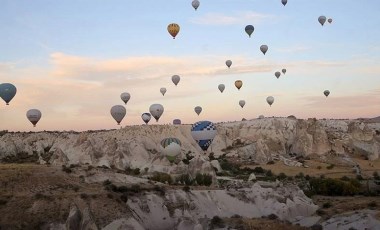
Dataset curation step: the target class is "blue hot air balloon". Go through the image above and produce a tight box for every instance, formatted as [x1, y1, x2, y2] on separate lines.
[191, 121, 217, 151]
[0, 83, 17, 105]
[245, 25, 254, 37]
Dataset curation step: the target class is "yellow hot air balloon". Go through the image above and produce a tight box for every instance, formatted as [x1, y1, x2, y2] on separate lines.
[235, 80, 243, 90]
[167, 23, 180, 39]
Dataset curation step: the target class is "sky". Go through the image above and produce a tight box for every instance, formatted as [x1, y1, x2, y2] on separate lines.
[0, 0, 379, 131]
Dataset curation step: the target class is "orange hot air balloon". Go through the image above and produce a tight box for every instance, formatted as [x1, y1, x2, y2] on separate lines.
[235, 80, 243, 90]
[167, 23, 180, 39]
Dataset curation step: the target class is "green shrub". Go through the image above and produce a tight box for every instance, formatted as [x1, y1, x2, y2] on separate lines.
[368, 201, 377, 208]
[326, 164, 335, 170]
[252, 167, 265, 174]
[277, 172, 287, 180]
[80, 193, 89, 199]
[62, 165, 72, 173]
[373, 171, 380, 180]
[176, 174, 193, 185]
[183, 185, 191, 192]
[210, 216, 224, 228]
[322, 202, 332, 209]
[195, 173, 212, 186]
[151, 172, 173, 184]
[267, 160, 275, 165]
[120, 192, 128, 202]
[309, 178, 361, 196]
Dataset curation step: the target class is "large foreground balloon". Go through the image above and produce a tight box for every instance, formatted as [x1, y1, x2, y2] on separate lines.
[26, 109, 42, 127]
[318, 16, 326, 26]
[324, 90, 330, 97]
[0, 83, 17, 105]
[245, 25, 254, 37]
[266, 96, 274, 106]
[282, 69, 287, 74]
[191, 121, 217, 151]
[260, 45, 268, 55]
[120, 92, 130, 104]
[281, 0, 287, 6]
[141, 113, 151, 124]
[172, 75, 180, 86]
[328, 18, 333, 24]
[168, 23, 180, 39]
[149, 104, 164, 122]
[275, 71, 281, 79]
[239, 100, 245, 108]
[161, 138, 182, 162]
[194, 106, 202, 116]
[235, 80, 242, 90]
[160, 87, 167, 96]
[110, 105, 126, 125]
[225, 60, 232, 68]
[192, 0, 200, 10]
[218, 84, 225, 93]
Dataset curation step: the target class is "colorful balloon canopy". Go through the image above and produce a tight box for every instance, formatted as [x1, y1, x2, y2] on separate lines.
[192, 0, 200, 10]
[160, 87, 167, 96]
[260, 45, 268, 55]
[168, 23, 180, 39]
[225, 60, 232, 68]
[149, 104, 164, 122]
[245, 25, 254, 37]
[141, 113, 151, 124]
[0, 83, 17, 105]
[266, 96, 274, 106]
[161, 137, 182, 162]
[324, 90, 330, 97]
[194, 106, 202, 116]
[328, 18, 333, 24]
[120, 92, 130, 104]
[191, 121, 217, 151]
[26, 109, 42, 127]
[172, 75, 180, 86]
[318, 16, 326, 26]
[239, 100, 245, 108]
[235, 80, 243, 90]
[110, 105, 126, 125]
[218, 84, 225, 93]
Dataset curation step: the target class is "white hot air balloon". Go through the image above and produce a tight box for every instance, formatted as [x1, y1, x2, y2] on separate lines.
[149, 104, 164, 122]
[26, 109, 42, 127]
[225, 60, 232, 68]
[275, 71, 281, 79]
[194, 106, 202, 116]
[239, 100, 245, 108]
[161, 138, 182, 162]
[260, 45, 268, 55]
[160, 87, 167, 96]
[141, 113, 151, 124]
[318, 16, 327, 26]
[266, 96, 274, 106]
[120, 92, 130, 104]
[172, 75, 180, 86]
[218, 84, 225, 93]
[110, 105, 126, 125]
[192, 0, 200, 10]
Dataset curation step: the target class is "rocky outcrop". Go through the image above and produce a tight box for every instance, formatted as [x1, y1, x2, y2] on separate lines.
[65, 204, 98, 230]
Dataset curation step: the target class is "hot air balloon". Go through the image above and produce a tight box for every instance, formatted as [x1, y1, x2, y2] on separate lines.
[260, 45, 268, 55]
[141, 113, 151, 124]
[110, 105, 126, 125]
[318, 16, 326, 26]
[324, 90, 330, 97]
[168, 23, 180, 39]
[218, 84, 225, 93]
[275, 71, 281, 79]
[172, 75, 180, 86]
[192, 0, 200, 10]
[328, 18, 333, 24]
[26, 109, 42, 127]
[235, 80, 243, 90]
[160, 87, 167, 96]
[239, 100, 245, 108]
[0, 83, 17, 105]
[191, 121, 217, 151]
[161, 138, 182, 162]
[245, 25, 254, 37]
[194, 106, 202, 116]
[282, 69, 286, 74]
[225, 60, 232, 68]
[120, 92, 130, 104]
[149, 104, 164, 122]
[281, 0, 287, 6]
[266, 96, 274, 106]
[173, 119, 181, 125]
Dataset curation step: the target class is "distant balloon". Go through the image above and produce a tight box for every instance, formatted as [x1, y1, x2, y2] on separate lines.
[194, 106, 202, 116]
[191, 121, 217, 151]
[260, 45, 268, 55]
[161, 137, 182, 162]
[120, 92, 130, 104]
[168, 23, 180, 39]
[328, 18, 333, 24]
[225, 60, 232, 68]
[0, 83, 17, 105]
[149, 104, 164, 122]
[245, 25, 254, 37]
[172, 75, 180, 86]
[192, 0, 200, 10]
[266, 96, 274, 106]
[218, 84, 225, 93]
[239, 100, 246, 108]
[26, 109, 42, 127]
[110, 105, 126, 125]
[318, 16, 326, 26]
[235, 80, 243, 90]
[275, 71, 281, 79]
[173, 119, 181, 125]
[141, 113, 151, 124]
[282, 69, 287, 74]
[160, 87, 167, 96]
[324, 90, 330, 97]
[281, 0, 287, 6]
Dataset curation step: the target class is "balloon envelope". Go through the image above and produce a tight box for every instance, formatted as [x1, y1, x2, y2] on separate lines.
[149, 104, 164, 122]
[26, 109, 42, 127]
[235, 80, 243, 90]
[141, 113, 151, 124]
[266, 96, 274, 106]
[161, 137, 182, 162]
[120, 92, 130, 104]
[110, 105, 126, 125]
[318, 16, 326, 26]
[239, 100, 245, 108]
[191, 121, 217, 151]
[0, 83, 17, 105]
[275, 72, 281, 79]
[260, 45, 268, 55]
[172, 75, 180, 86]
[218, 84, 225, 93]
[328, 18, 332, 24]
[282, 0, 287, 6]
[173, 119, 181, 125]
[324, 90, 330, 97]
[192, 0, 200, 10]
[194, 106, 202, 116]
[245, 25, 254, 37]
[167, 23, 180, 39]
[160, 87, 167, 96]
[282, 69, 286, 74]
[225, 60, 232, 68]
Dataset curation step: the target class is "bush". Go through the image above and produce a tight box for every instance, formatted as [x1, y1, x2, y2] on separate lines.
[310, 224, 323, 230]
[265, 170, 273, 177]
[80, 193, 89, 199]
[195, 173, 213, 186]
[252, 167, 265, 174]
[295, 172, 305, 179]
[176, 174, 193, 186]
[322, 202, 332, 209]
[62, 165, 72, 173]
[151, 172, 173, 184]
[316, 209, 326, 215]
[208, 152, 216, 161]
[210, 216, 224, 228]
[356, 175, 364, 181]
[267, 214, 278, 220]
[373, 171, 380, 180]
[183, 185, 191, 192]
[368, 201, 377, 208]
[120, 192, 128, 202]
[317, 166, 322, 170]
[0, 199, 7, 206]
[309, 178, 361, 196]
[277, 172, 287, 180]
[267, 160, 275, 165]
[326, 164, 335, 170]
[341, 176, 350, 181]
[130, 185, 141, 193]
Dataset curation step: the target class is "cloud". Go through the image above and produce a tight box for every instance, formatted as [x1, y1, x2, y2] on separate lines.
[189, 11, 273, 26]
